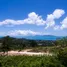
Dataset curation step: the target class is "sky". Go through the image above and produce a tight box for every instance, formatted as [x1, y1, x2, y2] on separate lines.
[0, 0, 67, 36]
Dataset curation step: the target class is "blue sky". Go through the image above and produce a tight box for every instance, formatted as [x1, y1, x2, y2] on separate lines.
[0, 0, 67, 36]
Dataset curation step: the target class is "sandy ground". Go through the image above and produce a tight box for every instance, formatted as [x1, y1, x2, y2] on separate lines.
[0, 49, 53, 56]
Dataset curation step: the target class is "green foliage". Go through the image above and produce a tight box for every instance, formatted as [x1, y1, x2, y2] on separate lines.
[30, 40, 38, 47]
[0, 36, 56, 51]
[0, 55, 64, 67]
[56, 37, 67, 47]
[0, 36, 67, 67]
[57, 48, 67, 67]
[1, 36, 11, 53]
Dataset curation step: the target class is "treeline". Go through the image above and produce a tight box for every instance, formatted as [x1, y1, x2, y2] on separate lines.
[0, 36, 55, 51]
[0, 36, 67, 52]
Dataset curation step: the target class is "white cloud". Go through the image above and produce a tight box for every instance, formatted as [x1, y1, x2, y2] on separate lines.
[8, 30, 48, 36]
[60, 17, 67, 29]
[45, 14, 55, 29]
[53, 17, 67, 30]
[23, 12, 46, 25]
[45, 9, 65, 29]
[0, 9, 66, 30]
[0, 12, 45, 26]
[53, 9, 65, 19]
[0, 19, 24, 25]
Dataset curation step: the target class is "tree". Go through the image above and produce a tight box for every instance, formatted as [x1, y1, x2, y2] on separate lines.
[56, 37, 67, 47]
[1, 36, 11, 55]
[30, 40, 37, 47]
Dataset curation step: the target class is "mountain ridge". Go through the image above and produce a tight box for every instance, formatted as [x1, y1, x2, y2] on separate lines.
[0, 35, 63, 40]
[13, 35, 63, 40]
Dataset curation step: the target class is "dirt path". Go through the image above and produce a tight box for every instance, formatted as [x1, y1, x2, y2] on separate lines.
[7, 49, 53, 56]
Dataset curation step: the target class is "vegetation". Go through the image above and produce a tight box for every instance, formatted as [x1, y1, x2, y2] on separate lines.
[0, 36, 11, 54]
[56, 37, 67, 47]
[0, 36, 56, 51]
[0, 55, 65, 67]
[57, 48, 67, 67]
[0, 47, 66, 67]
[0, 36, 67, 67]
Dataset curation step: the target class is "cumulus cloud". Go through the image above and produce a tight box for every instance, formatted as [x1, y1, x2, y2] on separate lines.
[53, 17, 67, 30]
[8, 30, 48, 36]
[45, 14, 55, 29]
[53, 9, 65, 19]
[23, 12, 46, 25]
[0, 12, 45, 26]
[60, 17, 67, 29]
[45, 9, 65, 29]
[0, 9, 66, 30]
[0, 19, 24, 25]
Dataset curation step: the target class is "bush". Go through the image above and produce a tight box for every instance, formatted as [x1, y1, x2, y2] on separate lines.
[57, 48, 67, 67]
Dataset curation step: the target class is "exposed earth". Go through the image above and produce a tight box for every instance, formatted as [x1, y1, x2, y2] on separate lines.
[0, 49, 53, 56]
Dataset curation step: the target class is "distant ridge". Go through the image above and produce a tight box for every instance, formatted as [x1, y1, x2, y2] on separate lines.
[0, 35, 63, 40]
[13, 35, 63, 40]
